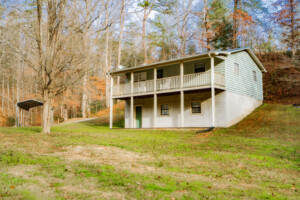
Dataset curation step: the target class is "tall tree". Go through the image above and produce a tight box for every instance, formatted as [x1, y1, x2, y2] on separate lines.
[209, 0, 233, 50]
[233, 0, 239, 48]
[273, 0, 299, 57]
[33, 0, 86, 133]
[176, 0, 194, 56]
[138, 0, 155, 64]
[117, 0, 125, 69]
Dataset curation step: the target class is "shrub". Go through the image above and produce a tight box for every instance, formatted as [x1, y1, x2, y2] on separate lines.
[6, 116, 15, 127]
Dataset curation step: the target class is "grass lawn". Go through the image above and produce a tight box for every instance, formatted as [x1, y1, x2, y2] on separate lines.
[0, 104, 299, 199]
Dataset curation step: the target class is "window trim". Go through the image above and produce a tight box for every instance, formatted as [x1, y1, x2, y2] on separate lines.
[190, 101, 202, 114]
[252, 70, 257, 82]
[160, 104, 170, 116]
[194, 62, 206, 73]
[234, 63, 240, 76]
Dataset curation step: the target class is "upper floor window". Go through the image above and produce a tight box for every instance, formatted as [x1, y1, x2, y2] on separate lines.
[252, 71, 257, 82]
[157, 69, 163, 79]
[194, 62, 205, 73]
[191, 102, 201, 114]
[161, 104, 169, 115]
[234, 63, 240, 75]
[134, 72, 146, 82]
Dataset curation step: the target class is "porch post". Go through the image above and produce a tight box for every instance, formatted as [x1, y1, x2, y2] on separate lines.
[131, 72, 134, 94]
[109, 76, 113, 129]
[130, 96, 134, 128]
[180, 62, 184, 88]
[117, 75, 120, 95]
[210, 56, 215, 127]
[153, 67, 157, 127]
[180, 62, 184, 127]
[180, 91, 184, 127]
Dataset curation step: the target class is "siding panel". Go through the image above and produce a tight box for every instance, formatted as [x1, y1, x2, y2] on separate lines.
[225, 51, 263, 100]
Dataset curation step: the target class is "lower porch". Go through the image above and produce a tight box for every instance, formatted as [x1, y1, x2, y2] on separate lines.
[121, 89, 227, 128]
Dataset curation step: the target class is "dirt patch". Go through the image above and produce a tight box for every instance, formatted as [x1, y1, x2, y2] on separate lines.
[52, 145, 157, 173]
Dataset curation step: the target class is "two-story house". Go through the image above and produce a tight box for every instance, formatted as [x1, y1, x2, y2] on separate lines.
[108, 48, 266, 128]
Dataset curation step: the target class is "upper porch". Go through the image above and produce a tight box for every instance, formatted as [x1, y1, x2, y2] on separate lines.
[110, 55, 226, 98]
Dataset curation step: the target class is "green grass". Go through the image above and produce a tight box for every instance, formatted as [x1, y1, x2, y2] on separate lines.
[0, 104, 299, 199]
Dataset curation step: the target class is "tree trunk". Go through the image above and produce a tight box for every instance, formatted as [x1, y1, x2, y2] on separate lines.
[105, 0, 110, 108]
[290, 0, 296, 58]
[117, 0, 125, 69]
[203, 0, 210, 51]
[233, 0, 239, 49]
[42, 91, 52, 134]
[82, 72, 88, 118]
[142, 14, 147, 64]
[1, 69, 4, 112]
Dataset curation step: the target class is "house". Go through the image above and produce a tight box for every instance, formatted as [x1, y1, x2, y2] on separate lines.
[108, 48, 267, 129]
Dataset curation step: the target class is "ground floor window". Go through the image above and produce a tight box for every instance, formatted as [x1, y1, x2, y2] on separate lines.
[161, 104, 169, 115]
[191, 102, 201, 114]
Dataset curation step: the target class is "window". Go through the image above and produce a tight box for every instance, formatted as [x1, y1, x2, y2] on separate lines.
[134, 72, 146, 82]
[252, 71, 257, 82]
[194, 62, 205, 73]
[161, 104, 169, 115]
[157, 69, 163, 79]
[234, 63, 239, 75]
[191, 102, 201, 114]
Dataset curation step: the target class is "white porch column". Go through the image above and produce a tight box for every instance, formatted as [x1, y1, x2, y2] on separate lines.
[180, 62, 184, 88]
[180, 62, 184, 127]
[109, 76, 114, 129]
[180, 91, 184, 127]
[210, 56, 215, 127]
[153, 67, 157, 127]
[117, 75, 120, 95]
[130, 96, 134, 128]
[131, 72, 134, 94]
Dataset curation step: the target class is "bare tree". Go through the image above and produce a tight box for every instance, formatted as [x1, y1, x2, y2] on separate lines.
[33, 0, 86, 133]
[117, 0, 125, 69]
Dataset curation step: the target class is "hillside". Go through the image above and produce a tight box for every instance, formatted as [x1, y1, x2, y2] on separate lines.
[258, 52, 300, 104]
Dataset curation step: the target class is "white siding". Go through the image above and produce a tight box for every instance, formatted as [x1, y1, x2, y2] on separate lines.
[225, 51, 263, 100]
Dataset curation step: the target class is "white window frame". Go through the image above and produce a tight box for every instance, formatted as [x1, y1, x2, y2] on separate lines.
[194, 62, 206, 73]
[160, 104, 170, 116]
[252, 70, 257, 82]
[190, 101, 202, 114]
[234, 63, 240, 75]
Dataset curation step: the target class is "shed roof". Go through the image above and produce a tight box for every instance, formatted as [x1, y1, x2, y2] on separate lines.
[17, 99, 43, 111]
[109, 48, 267, 74]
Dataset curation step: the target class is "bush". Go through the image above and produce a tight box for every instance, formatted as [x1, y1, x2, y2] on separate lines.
[6, 117, 15, 127]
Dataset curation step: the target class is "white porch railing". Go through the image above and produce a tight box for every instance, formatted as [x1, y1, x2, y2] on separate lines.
[113, 82, 131, 96]
[156, 76, 181, 91]
[183, 72, 211, 88]
[133, 80, 154, 93]
[112, 72, 225, 96]
[214, 72, 225, 87]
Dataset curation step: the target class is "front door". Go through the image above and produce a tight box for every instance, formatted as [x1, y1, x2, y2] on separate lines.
[136, 106, 142, 128]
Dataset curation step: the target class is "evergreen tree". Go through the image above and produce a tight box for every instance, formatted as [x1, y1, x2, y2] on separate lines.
[209, 0, 233, 50]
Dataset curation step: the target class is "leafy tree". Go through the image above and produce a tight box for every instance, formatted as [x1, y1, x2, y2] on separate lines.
[211, 19, 233, 50]
[209, 0, 233, 50]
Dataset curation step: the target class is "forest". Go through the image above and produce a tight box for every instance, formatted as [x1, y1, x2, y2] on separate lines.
[0, 0, 299, 132]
